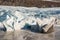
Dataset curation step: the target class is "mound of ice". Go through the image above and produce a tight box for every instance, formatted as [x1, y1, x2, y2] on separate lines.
[0, 6, 59, 31]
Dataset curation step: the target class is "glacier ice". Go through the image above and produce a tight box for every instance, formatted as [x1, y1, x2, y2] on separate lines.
[0, 6, 59, 32]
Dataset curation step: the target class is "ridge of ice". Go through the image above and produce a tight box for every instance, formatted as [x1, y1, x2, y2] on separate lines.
[0, 6, 59, 31]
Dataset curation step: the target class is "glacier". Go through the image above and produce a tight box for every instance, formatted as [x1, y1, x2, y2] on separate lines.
[0, 6, 59, 32]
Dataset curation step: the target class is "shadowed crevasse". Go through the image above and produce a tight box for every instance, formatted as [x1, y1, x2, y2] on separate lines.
[21, 23, 53, 33]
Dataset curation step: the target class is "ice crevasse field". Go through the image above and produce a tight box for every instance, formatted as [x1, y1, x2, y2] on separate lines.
[0, 6, 59, 32]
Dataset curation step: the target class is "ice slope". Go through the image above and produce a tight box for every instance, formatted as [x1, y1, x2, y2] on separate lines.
[0, 6, 60, 31]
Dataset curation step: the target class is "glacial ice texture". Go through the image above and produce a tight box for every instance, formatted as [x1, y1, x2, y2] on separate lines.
[0, 6, 60, 31]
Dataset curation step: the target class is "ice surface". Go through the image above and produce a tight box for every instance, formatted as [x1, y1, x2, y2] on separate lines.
[0, 6, 59, 31]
